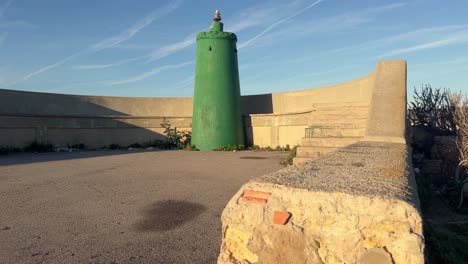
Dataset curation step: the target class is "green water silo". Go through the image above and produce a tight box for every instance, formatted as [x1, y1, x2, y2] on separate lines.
[191, 10, 244, 150]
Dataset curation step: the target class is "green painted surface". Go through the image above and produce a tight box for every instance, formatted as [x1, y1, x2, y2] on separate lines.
[192, 21, 244, 150]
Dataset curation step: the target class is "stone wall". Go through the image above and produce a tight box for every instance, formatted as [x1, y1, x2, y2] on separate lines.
[218, 142, 424, 264]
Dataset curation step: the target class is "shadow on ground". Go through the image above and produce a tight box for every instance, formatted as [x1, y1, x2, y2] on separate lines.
[133, 200, 207, 232]
[0, 149, 169, 167]
[239, 156, 268, 160]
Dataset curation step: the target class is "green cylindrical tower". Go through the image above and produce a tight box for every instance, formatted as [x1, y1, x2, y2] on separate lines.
[192, 10, 244, 150]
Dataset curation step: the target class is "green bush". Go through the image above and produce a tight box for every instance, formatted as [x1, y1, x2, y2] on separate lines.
[109, 144, 121, 150]
[0, 146, 21, 155]
[286, 146, 298, 165]
[69, 143, 86, 150]
[214, 144, 245, 151]
[249, 144, 291, 151]
[250, 145, 260, 150]
[23, 141, 53, 152]
[127, 143, 142, 148]
[160, 118, 193, 149]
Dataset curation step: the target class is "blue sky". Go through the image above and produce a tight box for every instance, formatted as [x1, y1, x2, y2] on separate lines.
[0, 0, 467, 98]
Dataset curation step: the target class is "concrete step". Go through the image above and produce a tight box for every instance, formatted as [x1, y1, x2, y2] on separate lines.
[296, 146, 339, 157]
[307, 118, 368, 126]
[310, 102, 369, 108]
[305, 127, 366, 137]
[310, 112, 368, 119]
[293, 149, 337, 164]
[306, 123, 367, 129]
[311, 106, 368, 112]
[310, 106, 368, 114]
[301, 137, 361, 147]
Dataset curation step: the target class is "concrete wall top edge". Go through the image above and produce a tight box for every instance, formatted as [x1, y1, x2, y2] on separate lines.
[0, 88, 192, 100]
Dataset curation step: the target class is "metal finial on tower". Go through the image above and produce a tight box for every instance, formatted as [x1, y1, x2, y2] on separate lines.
[214, 10, 221, 22]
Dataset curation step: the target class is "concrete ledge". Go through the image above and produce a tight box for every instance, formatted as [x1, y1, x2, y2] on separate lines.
[362, 135, 406, 144]
[218, 142, 424, 264]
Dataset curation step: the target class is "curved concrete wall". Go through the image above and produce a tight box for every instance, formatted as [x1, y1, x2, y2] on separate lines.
[242, 72, 373, 114]
[0, 90, 194, 148]
[0, 60, 406, 149]
[0, 89, 193, 117]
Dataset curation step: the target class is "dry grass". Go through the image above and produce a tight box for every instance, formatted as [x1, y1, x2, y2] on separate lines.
[448, 91, 468, 208]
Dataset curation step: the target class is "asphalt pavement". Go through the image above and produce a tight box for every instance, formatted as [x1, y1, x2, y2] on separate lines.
[0, 149, 287, 264]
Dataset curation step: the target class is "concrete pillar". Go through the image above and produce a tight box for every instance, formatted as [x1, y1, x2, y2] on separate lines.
[365, 60, 407, 143]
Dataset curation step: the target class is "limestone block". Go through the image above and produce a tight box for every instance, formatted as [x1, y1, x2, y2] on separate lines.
[218, 183, 423, 264]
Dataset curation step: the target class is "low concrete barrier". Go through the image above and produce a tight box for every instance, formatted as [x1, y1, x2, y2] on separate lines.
[218, 142, 424, 264]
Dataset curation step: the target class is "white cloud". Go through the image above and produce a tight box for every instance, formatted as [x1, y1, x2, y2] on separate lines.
[105, 60, 193, 86]
[147, 1, 309, 61]
[223, 5, 282, 33]
[377, 29, 468, 57]
[238, 0, 325, 49]
[240, 1, 407, 50]
[91, 0, 182, 51]
[300, 2, 406, 34]
[84, 1, 310, 67]
[147, 34, 196, 61]
[12, 1, 180, 84]
[332, 24, 468, 54]
[73, 56, 145, 70]
[21, 53, 81, 82]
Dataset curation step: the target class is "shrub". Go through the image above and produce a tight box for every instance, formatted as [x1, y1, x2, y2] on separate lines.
[23, 141, 53, 152]
[127, 143, 142, 148]
[153, 139, 173, 149]
[448, 91, 468, 208]
[286, 146, 298, 165]
[109, 144, 121, 150]
[250, 145, 260, 150]
[160, 118, 193, 149]
[0, 146, 21, 155]
[249, 144, 291, 151]
[69, 143, 86, 150]
[214, 144, 245, 151]
[408, 84, 456, 135]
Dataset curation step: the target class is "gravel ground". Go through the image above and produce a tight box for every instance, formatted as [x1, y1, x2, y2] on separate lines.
[0, 150, 287, 264]
[256, 141, 419, 205]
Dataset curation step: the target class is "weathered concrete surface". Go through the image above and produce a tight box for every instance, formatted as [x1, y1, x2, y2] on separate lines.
[365, 60, 407, 143]
[218, 142, 424, 264]
[0, 150, 287, 264]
